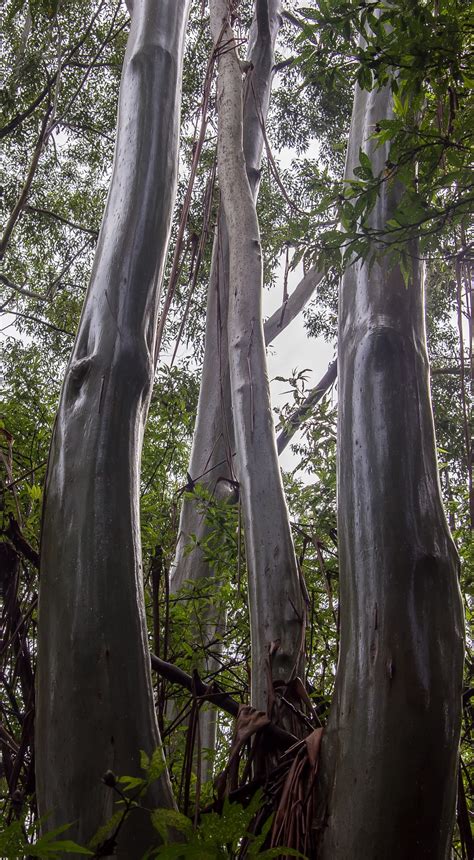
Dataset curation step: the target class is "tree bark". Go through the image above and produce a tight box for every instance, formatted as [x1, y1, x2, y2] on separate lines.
[36, 1, 189, 854]
[264, 265, 323, 347]
[210, 0, 305, 717]
[169, 0, 285, 773]
[316, 81, 464, 859]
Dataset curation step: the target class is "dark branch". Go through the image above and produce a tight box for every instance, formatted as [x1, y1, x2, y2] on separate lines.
[281, 9, 304, 29]
[5, 515, 40, 568]
[0, 107, 52, 260]
[277, 360, 338, 454]
[25, 205, 99, 238]
[150, 653, 298, 749]
[7, 309, 74, 338]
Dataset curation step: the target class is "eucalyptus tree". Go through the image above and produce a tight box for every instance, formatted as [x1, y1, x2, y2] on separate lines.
[35, 0, 189, 852]
[169, 0, 322, 769]
[314, 77, 465, 860]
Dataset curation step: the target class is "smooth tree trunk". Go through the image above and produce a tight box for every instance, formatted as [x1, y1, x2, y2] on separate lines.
[210, 0, 305, 716]
[171, 0, 285, 611]
[316, 81, 464, 859]
[170, 0, 300, 771]
[36, 1, 189, 854]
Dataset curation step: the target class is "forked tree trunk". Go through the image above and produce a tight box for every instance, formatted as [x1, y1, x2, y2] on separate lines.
[169, 0, 283, 771]
[170, 0, 284, 613]
[36, 2, 189, 854]
[316, 82, 464, 859]
[210, 0, 305, 717]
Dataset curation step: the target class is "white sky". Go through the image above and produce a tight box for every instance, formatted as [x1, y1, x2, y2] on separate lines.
[263, 259, 335, 472]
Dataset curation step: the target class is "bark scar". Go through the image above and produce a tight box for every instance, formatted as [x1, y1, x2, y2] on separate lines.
[98, 374, 106, 413]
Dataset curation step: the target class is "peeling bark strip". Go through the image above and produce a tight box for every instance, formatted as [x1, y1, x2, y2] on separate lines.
[316, 82, 464, 859]
[210, 0, 305, 714]
[36, 1, 189, 854]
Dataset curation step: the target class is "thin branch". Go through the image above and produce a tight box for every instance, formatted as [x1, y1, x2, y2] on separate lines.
[150, 653, 298, 749]
[277, 359, 337, 455]
[431, 365, 463, 376]
[6, 309, 74, 338]
[4, 515, 40, 568]
[273, 56, 295, 73]
[250, 78, 309, 216]
[25, 205, 99, 237]
[5, 459, 49, 490]
[0, 273, 49, 301]
[0, 0, 109, 139]
[0, 106, 52, 260]
[47, 2, 126, 136]
[281, 9, 304, 29]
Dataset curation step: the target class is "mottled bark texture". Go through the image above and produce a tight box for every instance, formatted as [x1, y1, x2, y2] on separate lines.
[316, 81, 464, 859]
[210, 0, 305, 716]
[36, 2, 189, 855]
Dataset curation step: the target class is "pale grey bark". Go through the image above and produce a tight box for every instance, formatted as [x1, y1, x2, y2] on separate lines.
[210, 0, 304, 714]
[169, 0, 284, 772]
[36, 1, 189, 854]
[316, 82, 464, 859]
[264, 265, 323, 346]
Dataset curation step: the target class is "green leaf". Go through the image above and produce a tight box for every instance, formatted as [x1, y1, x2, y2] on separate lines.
[89, 810, 124, 851]
[117, 775, 147, 793]
[358, 149, 373, 178]
[28, 839, 93, 856]
[145, 747, 166, 784]
[150, 809, 193, 842]
[28, 824, 93, 857]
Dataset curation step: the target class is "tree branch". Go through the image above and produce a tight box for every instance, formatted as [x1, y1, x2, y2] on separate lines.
[277, 359, 337, 454]
[281, 9, 304, 29]
[264, 266, 323, 346]
[6, 309, 74, 338]
[150, 653, 298, 749]
[0, 0, 109, 140]
[0, 273, 49, 301]
[0, 107, 52, 260]
[25, 205, 99, 237]
[4, 515, 40, 568]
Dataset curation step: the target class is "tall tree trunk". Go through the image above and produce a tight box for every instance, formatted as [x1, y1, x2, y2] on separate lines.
[210, 0, 305, 718]
[169, 0, 284, 773]
[316, 82, 464, 859]
[36, 1, 189, 854]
